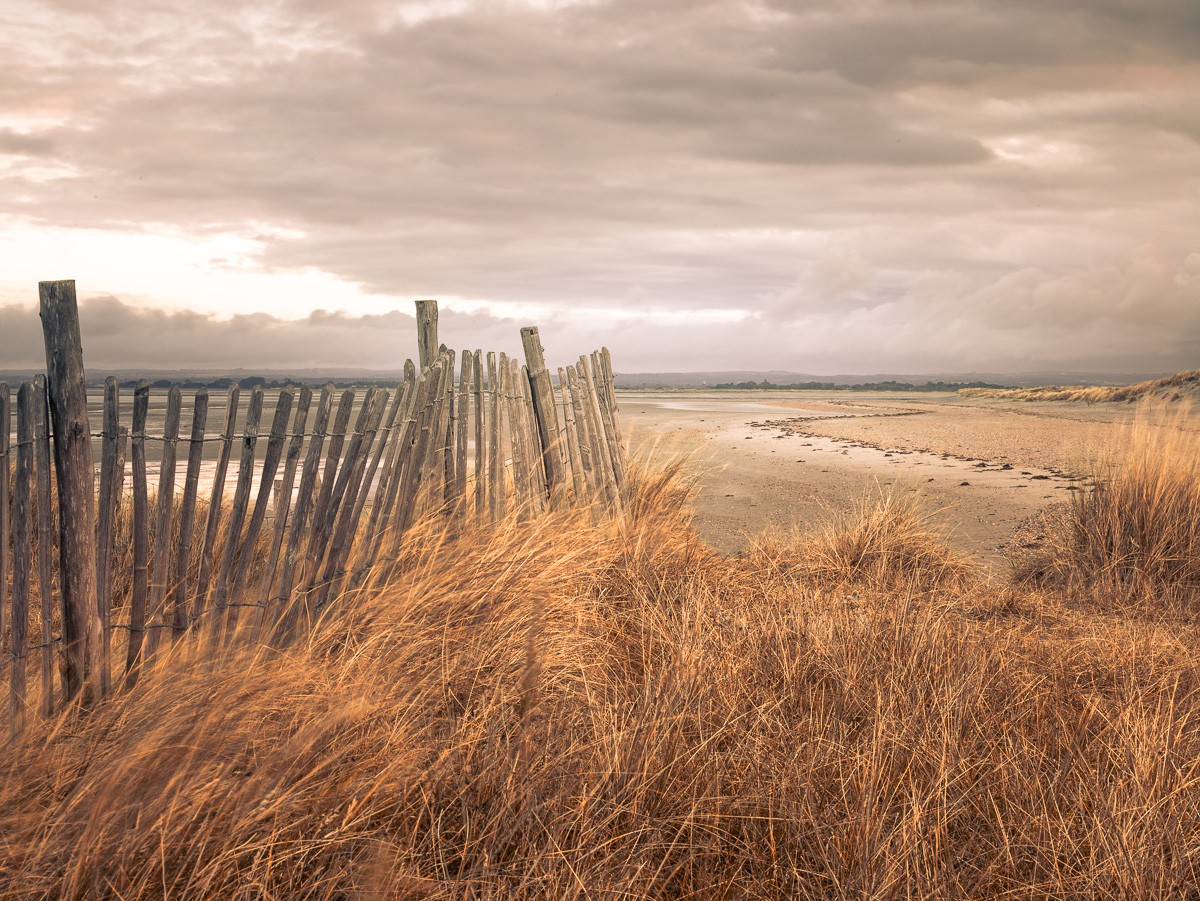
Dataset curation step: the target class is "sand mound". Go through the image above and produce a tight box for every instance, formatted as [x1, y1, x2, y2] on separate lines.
[959, 369, 1200, 403]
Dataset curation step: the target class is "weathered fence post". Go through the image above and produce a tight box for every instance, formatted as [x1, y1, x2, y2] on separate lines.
[95, 378, 120, 695]
[487, 352, 503, 520]
[416, 300, 439, 371]
[11, 383, 34, 735]
[558, 367, 586, 502]
[172, 388, 208, 640]
[472, 350, 485, 518]
[520, 327, 566, 505]
[0, 384, 9, 657]
[33, 377, 55, 717]
[145, 386, 182, 662]
[124, 382, 150, 683]
[38, 280, 102, 702]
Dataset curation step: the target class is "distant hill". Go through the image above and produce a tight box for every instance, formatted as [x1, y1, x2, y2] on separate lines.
[958, 370, 1200, 403]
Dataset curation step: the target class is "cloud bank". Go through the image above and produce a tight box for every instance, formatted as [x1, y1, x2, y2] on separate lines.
[1, 0, 1196, 373]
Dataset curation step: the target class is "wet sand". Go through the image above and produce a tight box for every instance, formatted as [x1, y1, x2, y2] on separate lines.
[620, 391, 1181, 570]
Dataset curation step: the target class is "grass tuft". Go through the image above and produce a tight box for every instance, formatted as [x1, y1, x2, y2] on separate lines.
[1028, 404, 1200, 612]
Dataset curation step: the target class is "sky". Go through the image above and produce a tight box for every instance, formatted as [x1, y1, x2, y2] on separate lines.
[1, 0, 1197, 375]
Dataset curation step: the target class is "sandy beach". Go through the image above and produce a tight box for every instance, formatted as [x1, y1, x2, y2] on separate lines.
[621, 391, 1187, 569]
[75, 386, 1190, 574]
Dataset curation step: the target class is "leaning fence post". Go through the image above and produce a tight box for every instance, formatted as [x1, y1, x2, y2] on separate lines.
[10, 383, 34, 735]
[415, 300, 439, 371]
[33, 377, 55, 718]
[520, 327, 566, 505]
[95, 378, 119, 695]
[172, 388, 208, 640]
[144, 386, 182, 663]
[0, 384, 9, 661]
[472, 350, 485, 519]
[124, 382, 150, 683]
[38, 280, 102, 702]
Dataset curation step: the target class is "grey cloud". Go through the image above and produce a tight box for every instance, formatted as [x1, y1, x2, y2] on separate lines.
[0, 129, 54, 155]
[0, 297, 527, 371]
[0, 0, 1197, 374]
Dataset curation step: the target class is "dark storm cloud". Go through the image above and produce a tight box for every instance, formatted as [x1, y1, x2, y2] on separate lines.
[1, 0, 1196, 373]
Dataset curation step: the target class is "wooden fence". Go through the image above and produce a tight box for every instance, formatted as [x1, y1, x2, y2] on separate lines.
[1, 282, 626, 736]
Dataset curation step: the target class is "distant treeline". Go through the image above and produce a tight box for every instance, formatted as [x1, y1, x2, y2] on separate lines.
[713, 379, 1012, 391]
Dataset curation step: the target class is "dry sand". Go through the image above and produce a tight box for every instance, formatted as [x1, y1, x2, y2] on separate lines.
[620, 391, 1180, 571]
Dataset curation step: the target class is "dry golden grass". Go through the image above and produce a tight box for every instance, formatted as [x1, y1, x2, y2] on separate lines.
[1018, 406, 1200, 614]
[959, 369, 1200, 403]
[2, 436, 1200, 898]
[745, 487, 972, 593]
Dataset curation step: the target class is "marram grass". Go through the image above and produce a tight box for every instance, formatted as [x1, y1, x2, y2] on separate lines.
[3, 435, 1200, 899]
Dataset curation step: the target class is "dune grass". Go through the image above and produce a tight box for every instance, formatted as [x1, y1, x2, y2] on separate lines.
[1017, 406, 1200, 615]
[2, 427, 1200, 897]
[959, 369, 1200, 403]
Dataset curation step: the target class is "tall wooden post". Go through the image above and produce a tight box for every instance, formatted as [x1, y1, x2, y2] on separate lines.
[519, 327, 565, 503]
[38, 280, 102, 702]
[415, 300, 439, 371]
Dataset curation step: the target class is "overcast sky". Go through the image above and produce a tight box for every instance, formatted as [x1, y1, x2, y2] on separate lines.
[2, 0, 1197, 374]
